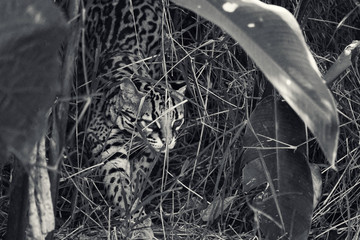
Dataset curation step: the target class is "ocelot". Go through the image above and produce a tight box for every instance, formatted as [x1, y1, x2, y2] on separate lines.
[79, 0, 186, 238]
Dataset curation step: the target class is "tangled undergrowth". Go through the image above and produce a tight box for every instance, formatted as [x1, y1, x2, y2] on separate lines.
[1, 0, 360, 239]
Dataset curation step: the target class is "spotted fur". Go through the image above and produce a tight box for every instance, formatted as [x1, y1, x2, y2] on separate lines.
[81, 0, 186, 237]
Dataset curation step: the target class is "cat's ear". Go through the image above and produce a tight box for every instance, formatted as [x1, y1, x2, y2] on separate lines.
[175, 85, 186, 96]
[119, 78, 145, 100]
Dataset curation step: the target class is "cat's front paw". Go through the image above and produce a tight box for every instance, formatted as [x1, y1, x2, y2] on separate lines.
[130, 217, 154, 240]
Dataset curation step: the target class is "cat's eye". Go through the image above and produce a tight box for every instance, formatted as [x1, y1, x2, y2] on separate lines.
[141, 119, 152, 127]
[173, 119, 184, 129]
[141, 119, 156, 131]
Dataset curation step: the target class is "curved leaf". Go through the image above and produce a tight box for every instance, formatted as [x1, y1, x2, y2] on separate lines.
[171, 0, 338, 167]
[0, 0, 67, 162]
[324, 40, 360, 85]
[242, 96, 314, 239]
[201, 196, 237, 222]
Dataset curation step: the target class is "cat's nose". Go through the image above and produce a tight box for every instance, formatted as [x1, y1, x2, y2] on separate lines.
[162, 135, 172, 144]
[162, 137, 175, 149]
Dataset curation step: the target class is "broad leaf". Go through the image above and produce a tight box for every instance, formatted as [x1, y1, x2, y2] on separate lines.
[171, 0, 338, 167]
[0, 0, 67, 163]
[242, 96, 315, 240]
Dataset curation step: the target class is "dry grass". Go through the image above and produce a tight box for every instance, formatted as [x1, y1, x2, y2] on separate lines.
[1, 0, 360, 239]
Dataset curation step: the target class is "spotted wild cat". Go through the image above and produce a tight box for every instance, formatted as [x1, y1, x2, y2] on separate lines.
[80, 0, 186, 238]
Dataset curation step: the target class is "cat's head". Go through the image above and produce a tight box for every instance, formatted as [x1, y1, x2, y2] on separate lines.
[107, 79, 186, 152]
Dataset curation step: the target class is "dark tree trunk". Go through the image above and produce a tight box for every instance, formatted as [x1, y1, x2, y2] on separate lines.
[5, 158, 29, 240]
